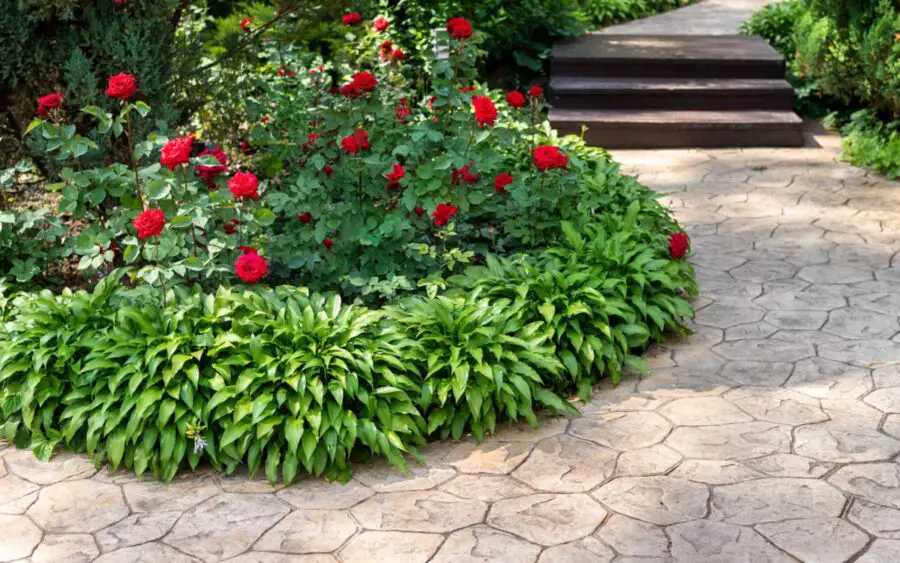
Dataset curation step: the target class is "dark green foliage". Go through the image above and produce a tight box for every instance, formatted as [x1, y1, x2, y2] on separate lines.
[1, 0, 196, 166]
[741, 0, 806, 59]
[367, 0, 587, 86]
[841, 110, 900, 179]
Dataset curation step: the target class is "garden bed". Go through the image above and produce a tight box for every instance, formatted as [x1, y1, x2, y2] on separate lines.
[0, 11, 696, 485]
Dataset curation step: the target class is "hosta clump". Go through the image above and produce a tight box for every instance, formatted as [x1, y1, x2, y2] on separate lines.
[451, 207, 697, 401]
[0, 278, 424, 484]
[386, 293, 578, 442]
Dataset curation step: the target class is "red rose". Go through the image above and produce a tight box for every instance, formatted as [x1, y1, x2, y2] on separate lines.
[342, 13, 362, 26]
[385, 163, 405, 189]
[297, 212, 313, 223]
[340, 83, 362, 98]
[414, 206, 425, 217]
[240, 18, 252, 32]
[532, 145, 568, 171]
[235, 251, 268, 284]
[390, 49, 405, 62]
[528, 85, 544, 98]
[373, 16, 389, 32]
[395, 102, 411, 123]
[351, 71, 378, 93]
[36, 93, 63, 117]
[380, 40, 393, 59]
[105, 73, 137, 100]
[309, 65, 325, 75]
[506, 91, 526, 109]
[239, 139, 256, 155]
[452, 165, 479, 185]
[303, 133, 320, 149]
[323, 238, 334, 251]
[159, 136, 193, 170]
[115, 0, 127, 5]
[237, 246, 257, 255]
[472, 96, 497, 128]
[494, 173, 513, 193]
[323, 165, 334, 177]
[447, 17, 473, 40]
[224, 218, 240, 234]
[460, 85, 477, 94]
[228, 171, 260, 199]
[431, 203, 458, 227]
[669, 232, 689, 259]
[132, 209, 165, 239]
[341, 129, 370, 154]
[195, 147, 228, 186]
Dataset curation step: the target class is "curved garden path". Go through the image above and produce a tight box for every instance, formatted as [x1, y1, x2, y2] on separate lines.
[3, 125, 900, 563]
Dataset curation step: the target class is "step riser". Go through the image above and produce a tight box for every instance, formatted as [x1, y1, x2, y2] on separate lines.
[552, 60, 785, 80]
[550, 91, 794, 111]
[551, 122, 804, 148]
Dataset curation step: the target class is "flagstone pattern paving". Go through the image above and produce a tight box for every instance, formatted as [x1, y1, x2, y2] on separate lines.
[3, 131, 900, 562]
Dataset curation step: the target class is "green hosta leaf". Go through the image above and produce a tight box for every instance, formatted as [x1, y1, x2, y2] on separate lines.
[107, 429, 127, 470]
[538, 303, 555, 323]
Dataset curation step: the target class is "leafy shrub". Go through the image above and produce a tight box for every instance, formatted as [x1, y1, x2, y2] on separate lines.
[360, 0, 586, 85]
[841, 110, 900, 179]
[1, 0, 202, 167]
[741, 0, 806, 59]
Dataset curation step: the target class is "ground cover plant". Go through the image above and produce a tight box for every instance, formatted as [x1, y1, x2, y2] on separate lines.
[0, 10, 697, 484]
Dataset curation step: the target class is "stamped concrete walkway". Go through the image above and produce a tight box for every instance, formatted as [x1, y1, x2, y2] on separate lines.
[2, 128, 900, 562]
[601, 0, 778, 35]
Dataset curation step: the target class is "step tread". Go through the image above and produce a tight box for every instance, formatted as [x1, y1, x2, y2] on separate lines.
[550, 77, 793, 94]
[553, 34, 782, 62]
[549, 109, 803, 128]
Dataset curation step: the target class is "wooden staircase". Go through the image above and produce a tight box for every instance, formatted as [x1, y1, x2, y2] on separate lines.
[549, 34, 803, 148]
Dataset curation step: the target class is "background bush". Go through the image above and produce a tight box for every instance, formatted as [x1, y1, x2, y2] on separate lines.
[746, 0, 900, 178]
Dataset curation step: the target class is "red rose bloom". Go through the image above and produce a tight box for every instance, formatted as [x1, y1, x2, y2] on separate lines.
[235, 252, 268, 284]
[240, 18, 252, 32]
[390, 49, 405, 62]
[669, 232, 689, 259]
[506, 91, 526, 109]
[414, 206, 425, 217]
[342, 13, 362, 26]
[494, 173, 513, 193]
[105, 73, 137, 100]
[460, 85, 477, 94]
[36, 93, 63, 117]
[195, 147, 228, 186]
[323, 238, 334, 251]
[228, 171, 260, 200]
[303, 133, 320, 150]
[297, 212, 313, 223]
[159, 136, 193, 170]
[431, 203, 458, 227]
[532, 145, 569, 171]
[224, 218, 240, 234]
[385, 163, 405, 189]
[341, 129, 370, 154]
[323, 165, 334, 177]
[373, 17, 389, 32]
[528, 85, 544, 98]
[351, 72, 378, 93]
[115, 0, 127, 6]
[452, 165, 479, 185]
[379, 40, 393, 59]
[447, 17, 473, 40]
[132, 209, 165, 239]
[395, 99, 411, 123]
[237, 246, 257, 255]
[340, 83, 361, 98]
[472, 96, 497, 128]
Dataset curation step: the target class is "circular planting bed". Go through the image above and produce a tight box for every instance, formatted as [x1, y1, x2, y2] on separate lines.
[0, 17, 696, 484]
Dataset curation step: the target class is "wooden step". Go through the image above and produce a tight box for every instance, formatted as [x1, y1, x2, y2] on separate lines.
[550, 77, 795, 111]
[552, 34, 785, 79]
[549, 109, 804, 148]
